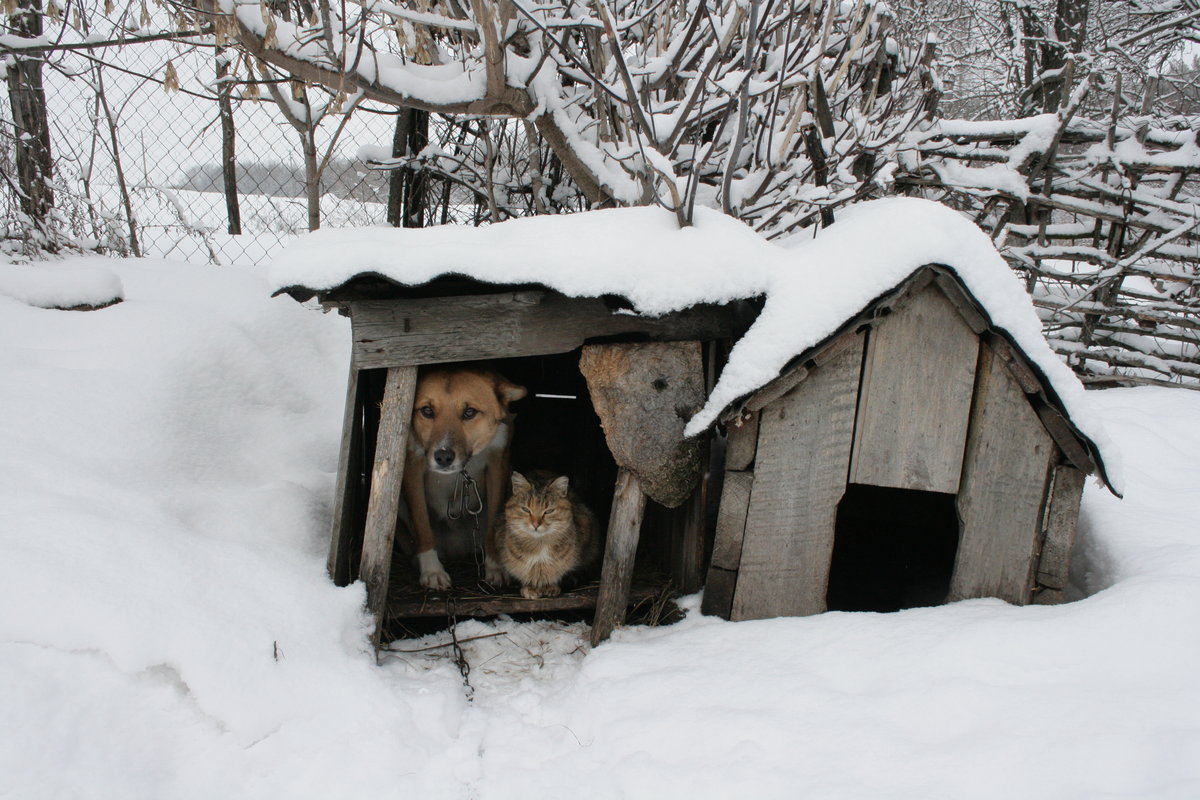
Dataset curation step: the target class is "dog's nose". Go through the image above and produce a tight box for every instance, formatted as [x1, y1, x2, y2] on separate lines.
[433, 448, 456, 469]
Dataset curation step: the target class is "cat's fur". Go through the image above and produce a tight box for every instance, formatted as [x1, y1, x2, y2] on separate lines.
[497, 471, 600, 599]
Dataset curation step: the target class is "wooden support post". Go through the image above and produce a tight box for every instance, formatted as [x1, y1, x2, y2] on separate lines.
[591, 468, 647, 646]
[327, 366, 364, 586]
[359, 365, 418, 650]
[669, 459, 708, 594]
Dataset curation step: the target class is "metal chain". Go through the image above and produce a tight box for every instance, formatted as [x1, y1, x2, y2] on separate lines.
[446, 470, 485, 577]
[446, 598, 474, 701]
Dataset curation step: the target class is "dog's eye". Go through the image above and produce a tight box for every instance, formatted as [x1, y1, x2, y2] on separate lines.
[418, 405, 434, 418]
[461, 407, 478, 420]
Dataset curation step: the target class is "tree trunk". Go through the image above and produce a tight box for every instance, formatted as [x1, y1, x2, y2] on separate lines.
[1035, 0, 1089, 112]
[301, 128, 320, 230]
[216, 46, 242, 235]
[386, 107, 428, 228]
[5, 0, 56, 247]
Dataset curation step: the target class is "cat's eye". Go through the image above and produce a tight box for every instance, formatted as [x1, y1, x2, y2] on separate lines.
[462, 407, 478, 420]
[520, 506, 531, 513]
[418, 405, 434, 418]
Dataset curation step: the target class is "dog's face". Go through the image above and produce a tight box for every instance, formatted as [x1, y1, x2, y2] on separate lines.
[411, 369, 527, 473]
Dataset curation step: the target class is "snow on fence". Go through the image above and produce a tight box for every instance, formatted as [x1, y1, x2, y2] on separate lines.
[898, 108, 1200, 389]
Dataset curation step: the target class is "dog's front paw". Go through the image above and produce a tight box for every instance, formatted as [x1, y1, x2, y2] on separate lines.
[417, 550, 451, 591]
[420, 569, 452, 590]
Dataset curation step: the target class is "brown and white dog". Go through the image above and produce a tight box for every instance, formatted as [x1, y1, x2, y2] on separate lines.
[401, 366, 526, 589]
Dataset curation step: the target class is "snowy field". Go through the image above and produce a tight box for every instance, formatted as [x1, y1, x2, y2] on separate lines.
[2, 254, 1199, 799]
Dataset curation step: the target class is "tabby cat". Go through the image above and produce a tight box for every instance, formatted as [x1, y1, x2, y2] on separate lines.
[497, 471, 600, 599]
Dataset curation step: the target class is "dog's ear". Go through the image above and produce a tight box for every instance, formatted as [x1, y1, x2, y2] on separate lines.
[511, 471, 530, 492]
[496, 378, 527, 408]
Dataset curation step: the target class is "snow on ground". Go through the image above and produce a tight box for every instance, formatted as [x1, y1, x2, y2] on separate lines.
[2, 254, 1199, 799]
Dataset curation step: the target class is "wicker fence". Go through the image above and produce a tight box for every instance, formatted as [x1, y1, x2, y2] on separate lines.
[898, 105, 1200, 388]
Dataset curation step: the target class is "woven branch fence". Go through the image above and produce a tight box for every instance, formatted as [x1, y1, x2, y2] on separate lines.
[898, 99, 1200, 388]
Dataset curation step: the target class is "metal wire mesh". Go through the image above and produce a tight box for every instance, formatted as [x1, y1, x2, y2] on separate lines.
[5, 31, 463, 265]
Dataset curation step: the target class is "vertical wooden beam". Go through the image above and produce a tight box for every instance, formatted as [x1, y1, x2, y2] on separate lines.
[327, 366, 364, 586]
[950, 345, 1055, 605]
[669, 442, 709, 594]
[359, 365, 418, 649]
[1036, 464, 1086, 593]
[591, 468, 648, 645]
[732, 335, 864, 620]
[701, 470, 753, 618]
[850, 286, 978, 494]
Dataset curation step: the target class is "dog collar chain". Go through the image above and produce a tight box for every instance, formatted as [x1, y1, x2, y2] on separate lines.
[446, 470, 484, 521]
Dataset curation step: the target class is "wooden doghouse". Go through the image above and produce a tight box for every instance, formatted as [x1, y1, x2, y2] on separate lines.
[702, 264, 1114, 621]
[279, 273, 744, 648]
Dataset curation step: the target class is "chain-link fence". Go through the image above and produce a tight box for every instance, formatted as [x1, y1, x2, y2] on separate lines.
[4, 31, 451, 265]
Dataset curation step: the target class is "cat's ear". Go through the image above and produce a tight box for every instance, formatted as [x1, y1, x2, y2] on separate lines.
[549, 475, 569, 493]
[495, 378, 527, 409]
[511, 471, 530, 492]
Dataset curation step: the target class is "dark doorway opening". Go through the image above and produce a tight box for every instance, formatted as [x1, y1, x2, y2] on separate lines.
[826, 484, 960, 612]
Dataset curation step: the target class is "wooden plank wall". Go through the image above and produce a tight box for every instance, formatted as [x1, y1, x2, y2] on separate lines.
[850, 286, 979, 494]
[949, 344, 1055, 604]
[730, 333, 865, 620]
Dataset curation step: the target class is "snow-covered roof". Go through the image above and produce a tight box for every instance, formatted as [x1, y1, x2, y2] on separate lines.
[271, 206, 775, 315]
[270, 198, 1119, 492]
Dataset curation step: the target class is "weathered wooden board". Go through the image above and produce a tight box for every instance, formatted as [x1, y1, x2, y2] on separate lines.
[591, 469, 648, 645]
[731, 333, 865, 620]
[742, 366, 809, 414]
[723, 411, 760, 471]
[359, 365, 418, 649]
[1037, 465, 1086, 591]
[328, 365, 364, 586]
[931, 268, 990, 334]
[1034, 404, 1097, 474]
[850, 285, 979, 494]
[385, 581, 665, 621]
[990, 336, 1041, 394]
[949, 345, 1055, 604]
[348, 292, 735, 369]
[701, 470, 753, 618]
[710, 471, 753, 569]
[580, 341, 705, 508]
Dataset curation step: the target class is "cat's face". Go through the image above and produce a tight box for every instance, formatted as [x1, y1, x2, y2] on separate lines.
[508, 472, 570, 535]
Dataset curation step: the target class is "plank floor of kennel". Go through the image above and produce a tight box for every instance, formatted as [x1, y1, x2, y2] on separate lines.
[386, 575, 670, 620]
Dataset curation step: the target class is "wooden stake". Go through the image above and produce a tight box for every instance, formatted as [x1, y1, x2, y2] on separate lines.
[590, 468, 647, 646]
[360, 365, 418, 650]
